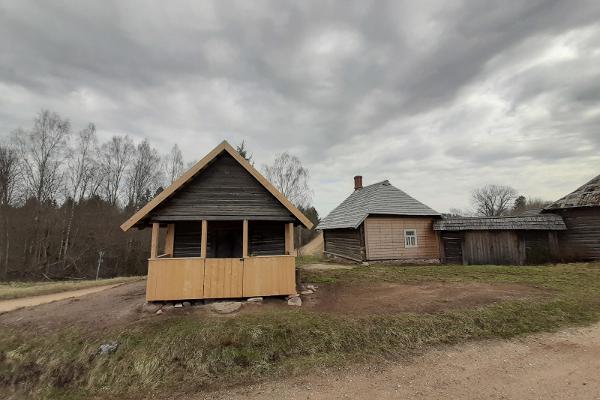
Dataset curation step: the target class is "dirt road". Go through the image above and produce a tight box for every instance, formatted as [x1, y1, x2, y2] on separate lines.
[201, 322, 600, 400]
[0, 283, 126, 313]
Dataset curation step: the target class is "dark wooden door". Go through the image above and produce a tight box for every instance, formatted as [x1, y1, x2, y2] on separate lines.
[443, 237, 463, 264]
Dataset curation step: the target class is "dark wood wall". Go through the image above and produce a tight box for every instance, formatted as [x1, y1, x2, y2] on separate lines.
[323, 226, 365, 261]
[440, 230, 561, 265]
[552, 208, 600, 261]
[249, 221, 285, 256]
[173, 222, 202, 258]
[151, 153, 294, 222]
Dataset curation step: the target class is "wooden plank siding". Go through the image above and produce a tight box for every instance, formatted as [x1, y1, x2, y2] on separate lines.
[323, 227, 365, 261]
[243, 256, 296, 297]
[463, 231, 524, 265]
[145, 256, 295, 301]
[203, 258, 244, 298]
[151, 153, 295, 222]
[363, 216, 440, 261]
[249, 221, 286, 256]
[553, 208, 600, 260]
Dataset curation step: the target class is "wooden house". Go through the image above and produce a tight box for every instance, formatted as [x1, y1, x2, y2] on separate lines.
[317, 177, 441, 262]
[434, 214, 566, 265]
[543, 174, 600, 260]
[121, 141, 313, 301]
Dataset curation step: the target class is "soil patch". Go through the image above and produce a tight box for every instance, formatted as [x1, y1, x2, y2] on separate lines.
[301, 281, 549, 314]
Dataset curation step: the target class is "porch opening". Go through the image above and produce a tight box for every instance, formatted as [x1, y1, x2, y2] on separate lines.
[207, 221, 243, 258]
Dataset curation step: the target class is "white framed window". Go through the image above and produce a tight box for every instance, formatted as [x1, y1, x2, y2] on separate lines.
[404, 229, 418, 248]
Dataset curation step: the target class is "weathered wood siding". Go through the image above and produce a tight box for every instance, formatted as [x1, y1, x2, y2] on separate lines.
[364, 216, 440, 261]
[553, 208, 600, 260]
[323, 227, 365, 261]
[440, 232, 464, 264]
[173, 222, 202, 258]
[151, 153, 294, 222]
[462, 231, 524, 265]
[249, 221, 285, 256]
[205, 220, 243, 258]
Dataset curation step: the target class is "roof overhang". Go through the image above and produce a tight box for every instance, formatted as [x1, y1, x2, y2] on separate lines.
[120, 140, 313, 231]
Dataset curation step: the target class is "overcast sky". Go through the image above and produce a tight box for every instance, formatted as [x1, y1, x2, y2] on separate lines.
[1, 1, 600, 216]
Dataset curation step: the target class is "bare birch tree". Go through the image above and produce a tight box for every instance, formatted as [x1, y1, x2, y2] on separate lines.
[163, 144, 184, 185]
[263, 152, 312, 208]
[126, 140, 162, 210]
[472, 184, 518, 216]
[14, 110, 71, 203]
[99, 135, 134, 206]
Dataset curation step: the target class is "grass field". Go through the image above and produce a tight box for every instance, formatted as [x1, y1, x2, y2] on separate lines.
[0, 276, 143, 300]
[2, 263, 600, 400]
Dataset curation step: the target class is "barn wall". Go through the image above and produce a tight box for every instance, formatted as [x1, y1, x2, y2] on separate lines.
[553, 208, 600, 261]
[173, 222, 202, 258]
[364, 216, 440, 261]
[151, 153, 294, 222]
[323, 227, 365, 261]
[462, 231, 525, 265]
[248, 221, 285, 256]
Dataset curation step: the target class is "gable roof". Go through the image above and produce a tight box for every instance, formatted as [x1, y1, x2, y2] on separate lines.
[433, 214, 566, 231]
[544, 173, 600, 210]
[120, 141, 313, 231]
[317, 180, 440, 230]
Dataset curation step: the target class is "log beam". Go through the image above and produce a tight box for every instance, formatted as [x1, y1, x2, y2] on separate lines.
[201, 220, 208, 258]
[150, 222, 160, 259]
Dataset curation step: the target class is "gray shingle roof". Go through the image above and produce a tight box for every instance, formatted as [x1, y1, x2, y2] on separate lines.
[433, 214, 566, 231]
[545, 173, 600, 210]
[317, 180, 440, 230]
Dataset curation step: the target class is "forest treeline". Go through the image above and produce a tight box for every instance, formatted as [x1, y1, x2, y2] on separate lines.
[0, 110, 319, 281]
[0, 110, 192, 280]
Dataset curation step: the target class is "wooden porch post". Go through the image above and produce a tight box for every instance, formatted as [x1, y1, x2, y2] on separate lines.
[243, 220, 249, 258]
[201, 220, 208, 258]
[150, 222, 160, 259]
[285, 222, 294, 255]
[165, 223, 175, 256]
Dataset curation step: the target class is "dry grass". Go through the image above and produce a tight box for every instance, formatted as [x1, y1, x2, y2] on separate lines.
[2, 263, 600, 400]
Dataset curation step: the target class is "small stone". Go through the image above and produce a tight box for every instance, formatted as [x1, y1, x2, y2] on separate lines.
[182, 301, 192, 307]
[174, 303, 183, 308]
[300, 290, 314, 295]
[211, 301, 242, 314]
[155, 309, 163, 315]
[141, 302, 161, 314]
[287, 296, 302, 306]
[306, 284, 318, 291]
[98, 342, 118, 355]
[247, 297, 263, 303]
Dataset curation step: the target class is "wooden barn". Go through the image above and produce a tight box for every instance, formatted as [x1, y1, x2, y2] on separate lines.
[121, 141, 313, 301]
[433, 214, 566, 265]
[543, 174, 600, 260]
[317, 177, 441, 262]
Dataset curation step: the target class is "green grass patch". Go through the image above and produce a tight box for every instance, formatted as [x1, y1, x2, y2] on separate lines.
[2, 263, 600, 399]
[0, 276, 143, 300]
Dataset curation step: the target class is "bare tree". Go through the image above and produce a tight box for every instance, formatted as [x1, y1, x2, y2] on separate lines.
[99, 135, 134, 206]
[126, 140, 162, 210]
[162, 144, 184, 185]
[0, 144, 20, 279]
[61, 124, 99, 262]
[472, 184, 518, 216]
[263, 152, 312, 208]
[14, 110, 71, 203]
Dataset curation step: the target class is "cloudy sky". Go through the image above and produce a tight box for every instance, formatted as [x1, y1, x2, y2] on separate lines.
[1, 0, 600, 216]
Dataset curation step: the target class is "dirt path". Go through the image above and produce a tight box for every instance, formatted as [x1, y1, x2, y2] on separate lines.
[199, 323, 600, 400]
[0, 283, 127, 313]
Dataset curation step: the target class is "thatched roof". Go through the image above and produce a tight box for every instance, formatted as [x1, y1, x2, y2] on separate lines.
[545, 174, 600, 210]
[317, 180, 439, 230]
[433, 214, 566, 231]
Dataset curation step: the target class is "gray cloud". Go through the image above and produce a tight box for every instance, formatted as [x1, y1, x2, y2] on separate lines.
[1, 0, 600, 215]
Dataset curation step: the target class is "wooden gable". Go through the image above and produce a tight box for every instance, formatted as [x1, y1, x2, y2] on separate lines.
[120, 141, 313, 231]
[151, 152, 293, 222]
